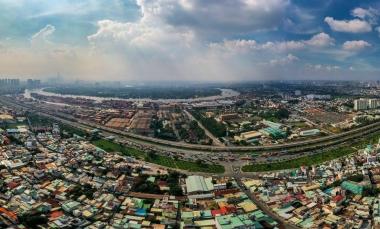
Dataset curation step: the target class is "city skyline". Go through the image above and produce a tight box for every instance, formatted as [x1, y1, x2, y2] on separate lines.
[0, 0, 380, 81]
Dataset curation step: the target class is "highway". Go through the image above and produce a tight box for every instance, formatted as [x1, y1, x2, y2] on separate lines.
[2, 96, 380, 156]
[63, 114, 380, 153]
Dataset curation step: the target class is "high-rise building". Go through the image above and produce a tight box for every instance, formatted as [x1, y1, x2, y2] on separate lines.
[0, 78, 20, 87]
[27, 79, 41, 88]
[354, 98, 380, 111]
[354, 99, 369, 111]
[369, 99, 380, 109]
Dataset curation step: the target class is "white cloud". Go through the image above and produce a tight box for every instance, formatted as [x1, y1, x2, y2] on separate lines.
[261, 41, 305, 52]
[30, 24, 56, 46]
[306, 64, 340, 71]
[342, 40, 371, 51]
[88, 20, 194, 50]
[208, 39, 257, 53]
[304, 32, 334, 47]
[324, 17, 372, 33]
[209, 39, 305, 53]
[269, 54, 299, 65]
[87, 1, 196, 55]
[210, 32, 333, 53]
[351, 7, 379, 24]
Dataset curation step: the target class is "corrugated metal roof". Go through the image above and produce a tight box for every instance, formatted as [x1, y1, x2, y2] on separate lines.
[186, 175, 214, 193]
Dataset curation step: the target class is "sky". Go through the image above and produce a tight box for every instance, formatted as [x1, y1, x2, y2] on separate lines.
[0, 0, 380, 82]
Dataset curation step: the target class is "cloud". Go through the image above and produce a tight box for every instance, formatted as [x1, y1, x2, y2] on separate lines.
[324, 17, 372, 33]
[351, 7, 379, 24]
[30, 24, 56, 46]
[208, 39, 305, 54]
[269, 54, 299, 65]
[342, 40, 371, 51]
[148, 0, 290, 35]
[0, 0, 379, 82]
[304, 32, 334, 47]
[87, 0, 198, 55]
[88, 19, 194, 52]
[209, 32, 334, 53]
[306, 64, 341, 71]
[377, 27, 380, 37]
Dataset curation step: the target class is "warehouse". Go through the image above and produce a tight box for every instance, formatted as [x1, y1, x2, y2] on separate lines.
[185, 175, 214, 194]
[299, 129, 320, 137]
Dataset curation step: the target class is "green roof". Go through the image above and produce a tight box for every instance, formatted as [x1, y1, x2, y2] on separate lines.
[249, 210, 266, 220]
[147, 176, 156, 183]
[126, 223, 142, 229]
[181, 211, 193, 219]
[299, 217, 313, 228]
[216, 214, 255, 229]
[202, 210, 212, 218]
[341, 181, 363, 195]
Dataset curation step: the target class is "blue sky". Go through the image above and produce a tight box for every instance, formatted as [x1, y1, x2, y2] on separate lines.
[0, 0, 379, 81]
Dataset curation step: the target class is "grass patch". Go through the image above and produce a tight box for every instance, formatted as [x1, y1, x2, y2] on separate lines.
[92, 139, 225, 173]
[91, 139, 144, 158]
[0, 121, 27, 129]
[242, 131, 380, 172]
[61, 124, 87, 137]
[28, 113, 54, 126]
[243, 146, 355, 172]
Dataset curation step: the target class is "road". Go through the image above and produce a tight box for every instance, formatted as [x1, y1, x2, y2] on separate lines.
[183, 110, 224, 146]
[235, 177, 300, 229]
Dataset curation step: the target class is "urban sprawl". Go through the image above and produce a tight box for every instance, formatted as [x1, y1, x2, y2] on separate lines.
[1, 80, 380, 228]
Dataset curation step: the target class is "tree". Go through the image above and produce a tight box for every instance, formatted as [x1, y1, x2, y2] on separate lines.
[19, 214, 48, 228]
[147, 151, 158, 160]
[276, 108, 290, 119]
[196, 159, 204, 165]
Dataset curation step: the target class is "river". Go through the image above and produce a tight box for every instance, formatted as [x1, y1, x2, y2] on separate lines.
[23, 88, 240, 103]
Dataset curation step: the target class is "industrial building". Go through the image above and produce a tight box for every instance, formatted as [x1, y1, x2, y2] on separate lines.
[234, 131, 262, 142]
[259, 127, 287, 139]
[185, 175, 214, 194]
[219, 113, 238, 122]
[299, 129, 320, 137]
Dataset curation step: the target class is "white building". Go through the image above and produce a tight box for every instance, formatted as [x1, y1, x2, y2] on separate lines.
[354, 99, 369, 111]
[354, 98, 380, 111]
[299, 129, 320, 137]
[369, 99, 380, 109]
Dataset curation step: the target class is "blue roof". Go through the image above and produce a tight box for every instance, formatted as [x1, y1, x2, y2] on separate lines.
[324, 187, 333, 194]
[135, 208, 147, 216]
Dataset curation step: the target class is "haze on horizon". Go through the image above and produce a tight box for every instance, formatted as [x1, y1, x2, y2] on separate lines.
[0, 0, 380, 82]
